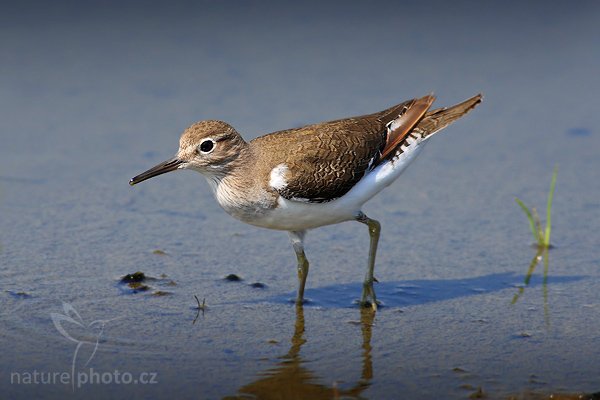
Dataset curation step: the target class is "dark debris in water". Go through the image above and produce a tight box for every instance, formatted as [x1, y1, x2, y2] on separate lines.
[515, 331, 533, 339]
[249, 282, 266, 289]
[7, 290, 32, 299]
[224, 274, 242, 282]
[127, 282, 150, 292]
[153, 249, 167, 256]
[152, 290, 172, 296]
[118, 271, 176, 295]
[120, 271, 147, 283]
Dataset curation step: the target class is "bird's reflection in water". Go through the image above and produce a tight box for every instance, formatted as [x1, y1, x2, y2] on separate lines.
[224, 305, 374, 400]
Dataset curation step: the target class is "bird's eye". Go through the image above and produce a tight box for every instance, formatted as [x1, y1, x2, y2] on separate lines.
[199, 139, 215, 154]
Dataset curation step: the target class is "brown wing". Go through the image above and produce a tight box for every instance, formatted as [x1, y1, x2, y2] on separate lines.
[252, 98, 427, 203]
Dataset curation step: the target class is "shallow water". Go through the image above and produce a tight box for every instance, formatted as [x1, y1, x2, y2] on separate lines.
[2, 1, 600, 399]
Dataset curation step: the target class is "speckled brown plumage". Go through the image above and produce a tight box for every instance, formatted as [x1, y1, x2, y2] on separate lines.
[250, 103, 402, 202]
[249, 94, 481, 202]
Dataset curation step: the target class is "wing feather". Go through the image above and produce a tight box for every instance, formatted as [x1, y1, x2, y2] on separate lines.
[252, 96, 437, 203]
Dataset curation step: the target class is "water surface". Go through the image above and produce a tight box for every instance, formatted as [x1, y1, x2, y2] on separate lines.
[1, 1, 600, 399]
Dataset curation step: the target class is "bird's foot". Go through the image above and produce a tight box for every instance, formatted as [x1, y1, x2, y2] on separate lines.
[360, 279, 379, 311]
[359, 299, 380, 311]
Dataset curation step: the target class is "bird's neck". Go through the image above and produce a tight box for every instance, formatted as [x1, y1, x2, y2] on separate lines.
[203, 145, 277, 221]
[203, 143, 256, 199]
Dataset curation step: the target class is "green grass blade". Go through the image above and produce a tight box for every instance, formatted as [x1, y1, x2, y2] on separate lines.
[515, 198, 540, 243]
[544, 165, 558, 246]
[531, 207, 544, 246]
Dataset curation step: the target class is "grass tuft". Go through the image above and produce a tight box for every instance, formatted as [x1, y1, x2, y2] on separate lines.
[515, 166, 558, 249]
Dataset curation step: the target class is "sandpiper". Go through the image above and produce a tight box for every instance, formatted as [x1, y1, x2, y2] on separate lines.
[130, 94, 482, 309]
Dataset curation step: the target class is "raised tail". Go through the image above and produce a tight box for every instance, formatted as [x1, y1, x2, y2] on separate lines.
[379, 94, 482, 161]
[415, 93, 483, 138]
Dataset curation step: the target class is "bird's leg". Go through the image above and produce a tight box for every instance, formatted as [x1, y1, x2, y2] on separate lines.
[356, 212, 381, 311]
[288, 230, 309, 305]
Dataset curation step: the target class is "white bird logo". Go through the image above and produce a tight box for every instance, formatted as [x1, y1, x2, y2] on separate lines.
[50, 302, 118, 390]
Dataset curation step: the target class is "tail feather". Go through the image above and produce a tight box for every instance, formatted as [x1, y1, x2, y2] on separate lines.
[415, 94, 483, 138]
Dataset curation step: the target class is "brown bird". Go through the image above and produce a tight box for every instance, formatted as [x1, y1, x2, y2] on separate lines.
[130, 94, 482, 309]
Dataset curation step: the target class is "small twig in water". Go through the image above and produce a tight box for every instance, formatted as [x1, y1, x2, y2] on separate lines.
[194, 295, 207, 310]
[192, 295, 207, 325]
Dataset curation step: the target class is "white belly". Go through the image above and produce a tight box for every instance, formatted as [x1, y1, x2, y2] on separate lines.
[243, 141, 426, 231]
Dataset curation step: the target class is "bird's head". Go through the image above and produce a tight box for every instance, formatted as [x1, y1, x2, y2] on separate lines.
[129, 120, 247, 185]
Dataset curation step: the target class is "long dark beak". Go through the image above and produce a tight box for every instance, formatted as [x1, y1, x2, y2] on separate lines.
[129, 157, 184, 186]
